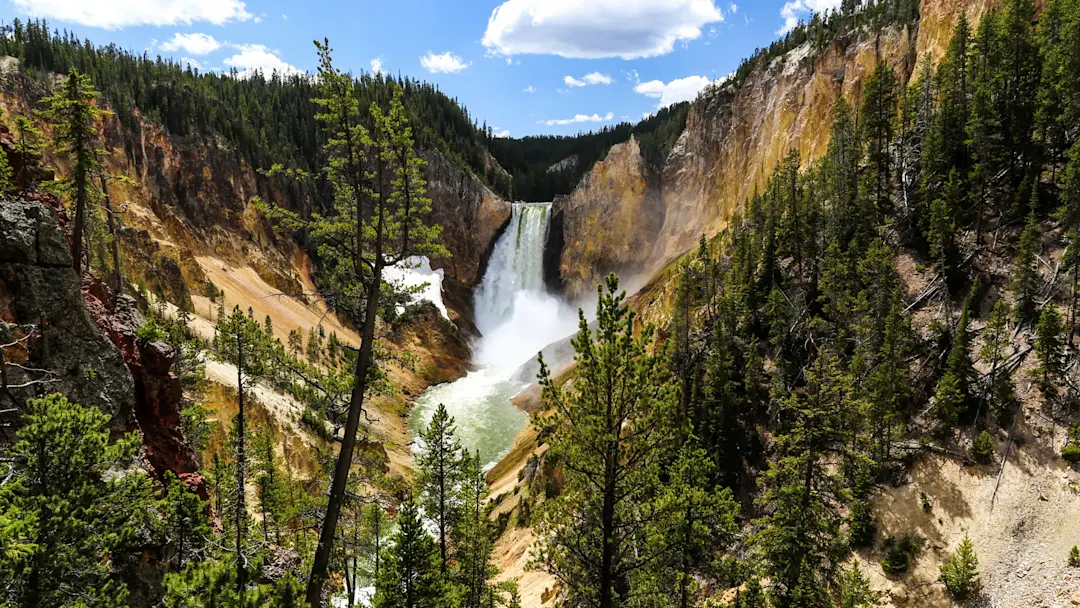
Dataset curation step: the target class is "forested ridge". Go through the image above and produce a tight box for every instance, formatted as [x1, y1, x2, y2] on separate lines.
[1, 0, 1080, 607]
[0, 19, 693, 203]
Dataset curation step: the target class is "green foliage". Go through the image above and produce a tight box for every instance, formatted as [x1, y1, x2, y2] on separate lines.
[880, 533, 922, 575]
[417, 403, 465, 573]
[39, 67, 107, 271]
[1063, 443, 1080, 462]
[0, 394, 153, 607]
[1064, 424, 1080, 462]
[1069, 546, 1080, 567]
[972, 431, 995, 464]
[1032, 306, 1065, 403]
[533, 275, 681, 608]
[981, 299, 1018, 427]
[836, 562, 879, 607]
[373, 497, 443, 608]
[646, 436, 739, 608]
[1011, 212, 1043, 325]
[939, 535, 980, 599]
[752, 351, 852, 608]
[164, 557, 308, 607]
[162, 472, 211, 571]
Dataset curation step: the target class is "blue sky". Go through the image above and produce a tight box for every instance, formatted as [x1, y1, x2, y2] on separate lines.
[0, 0, 841, 137]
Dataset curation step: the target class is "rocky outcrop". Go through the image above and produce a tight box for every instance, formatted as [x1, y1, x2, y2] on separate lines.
[0, 197, 204, 495]
[425, 151, 513, 288]
[553, 0, 998, 296]
[0, 198, 135, 434]
[551, 137, 663, 298]
[82, 280, 206, 498]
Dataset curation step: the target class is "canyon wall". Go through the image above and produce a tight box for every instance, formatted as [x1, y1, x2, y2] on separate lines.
[552, 0, 1002, 298]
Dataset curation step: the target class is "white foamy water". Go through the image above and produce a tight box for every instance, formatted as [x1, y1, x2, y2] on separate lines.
[410, 203, 577, 467]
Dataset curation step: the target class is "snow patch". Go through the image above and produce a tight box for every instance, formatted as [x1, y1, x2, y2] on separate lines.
[383, 256, 449, 321]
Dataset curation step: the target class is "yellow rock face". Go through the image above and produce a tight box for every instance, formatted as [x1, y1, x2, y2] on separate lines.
[555, 0, 1002, 297]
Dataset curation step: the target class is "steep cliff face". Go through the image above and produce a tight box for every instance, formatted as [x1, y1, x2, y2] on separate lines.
[550, 136, 663, 299]
[552, 0, 998, 297]
[424, 150, 513, 288]
[0, 198, 135, 433]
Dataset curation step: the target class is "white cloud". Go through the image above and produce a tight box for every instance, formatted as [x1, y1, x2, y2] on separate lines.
[420, 51, 468, 73]
[634, 74, 715, 107]
[493, 128, 511, 138]
[179, 57, 203, 70]
[12, 0, 252, 29]
[729, 2, 738, 13]
[160, 32, 221, 55]
[523, 85, 536, 93]
[482, 0, 724, 60]
[539, 111, 615, 126]
[223, 44, 300, 79]
[282, 13, 287, 19]
[565, 72, 613, 87]
[778, 0, 842, 35]
[371, 58, 383, 74]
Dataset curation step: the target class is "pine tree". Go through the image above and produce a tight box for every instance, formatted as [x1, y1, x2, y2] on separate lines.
[162, 472, 211, 571]
[1033, 306, 1065, 404]
[0, 394, 154, 607]
[417, 403, 464, 575]
[967, 10, 1006, 220]
[752, 351, 849, 608]
[934, 302, 977, 429]
[1059, 141, 1080, 343]
[373, 497, 442, 608]
[533, 275, 680, 608]
[927, 169, 964, 291]
[980, 298, 1018, 426]
[454, 450, 498, 608]
[0, 109, 13, 195]
[836, 562, 879, 608]
[648, 436, 739, 608]
[251, 428, 285, 545]
[11, 114, 43, 192]
[1011, 210, 1043, 325]
[216, 306, 269, 595]
[860, 60, 899, 215]
[866, 298, 913, 462]
[939, 535, 980, 599]
[40, 69, 106, 272]
[259, 42, 447, 603]
[972, 431, 995, 464]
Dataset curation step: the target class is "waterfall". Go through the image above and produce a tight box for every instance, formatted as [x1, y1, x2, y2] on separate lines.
[474, 202, 551, 333]
[472, 203, 576, 373]
[409, 202, 577, 469]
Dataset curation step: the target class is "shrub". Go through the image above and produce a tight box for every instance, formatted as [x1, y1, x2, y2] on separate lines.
[1069, 546, 1080, 568]
[1063, 443, 1080, 463]
[972, 431, 995, 464]
[940, 535, 980, 599]
[881, 533, 922, 575]
[1064, 425, 1080, 463]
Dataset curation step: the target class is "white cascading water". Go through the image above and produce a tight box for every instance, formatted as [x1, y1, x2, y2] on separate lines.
[408, 203, 578, 467]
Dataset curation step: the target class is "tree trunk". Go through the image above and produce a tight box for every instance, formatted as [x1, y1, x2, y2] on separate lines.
[236, 335, 247, 600]
[306, 256, 384, 606]
[72, 161, 87, 273]
[99, 174, 123, 303]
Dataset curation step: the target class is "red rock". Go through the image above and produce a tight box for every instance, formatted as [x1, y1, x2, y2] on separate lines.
[82, 277, 208, 502]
